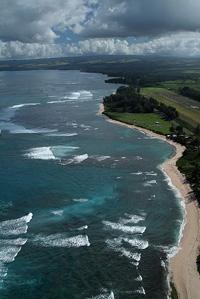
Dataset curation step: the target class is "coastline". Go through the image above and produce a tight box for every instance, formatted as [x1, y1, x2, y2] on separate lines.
[99, 103, 200, 299]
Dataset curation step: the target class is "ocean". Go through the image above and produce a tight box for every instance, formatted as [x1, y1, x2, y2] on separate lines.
[0, 70, 184, 299]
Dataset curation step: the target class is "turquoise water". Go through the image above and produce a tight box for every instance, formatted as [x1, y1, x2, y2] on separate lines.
[0, 70, 184, 299]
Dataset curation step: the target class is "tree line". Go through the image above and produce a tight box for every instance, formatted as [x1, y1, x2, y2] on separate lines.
[179, 86, 200, 102]
[103, 86, 178, 120]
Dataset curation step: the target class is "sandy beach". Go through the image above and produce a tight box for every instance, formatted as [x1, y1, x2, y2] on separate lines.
[99, 103, 200, 299]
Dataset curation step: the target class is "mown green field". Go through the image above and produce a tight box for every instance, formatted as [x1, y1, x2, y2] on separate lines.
[104, 112, 172, 135]
[142, 87, 200, 128]
[159, 80, 200, 93]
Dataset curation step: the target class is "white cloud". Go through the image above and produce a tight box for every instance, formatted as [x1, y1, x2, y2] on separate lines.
[0, 0, 91, 43]
[0, 1, 200, 59]
[0, 41, 63, 59]
[1, 32, 200, 59]
[69, 32, 200, 57]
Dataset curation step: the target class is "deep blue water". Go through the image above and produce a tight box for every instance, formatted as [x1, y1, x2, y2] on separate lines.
[0, 70, 183, 299]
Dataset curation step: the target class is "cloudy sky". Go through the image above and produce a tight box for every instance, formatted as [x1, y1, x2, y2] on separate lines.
[0, 0, 200, 59]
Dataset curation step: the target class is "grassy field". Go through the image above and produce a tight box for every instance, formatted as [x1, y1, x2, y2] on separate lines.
[104, 112, 172, 135]
[159, 80, 200, 93]
[142, 87, 200, 128]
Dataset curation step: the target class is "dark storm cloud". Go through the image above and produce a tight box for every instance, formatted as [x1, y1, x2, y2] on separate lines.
[82, 0, 200, 38]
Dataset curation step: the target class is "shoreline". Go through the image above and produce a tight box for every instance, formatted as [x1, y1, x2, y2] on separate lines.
[99, 104, 200, 299]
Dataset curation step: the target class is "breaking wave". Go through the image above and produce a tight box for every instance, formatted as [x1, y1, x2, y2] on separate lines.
[51, 210, 64, 217]
[63, 154, 89, 165]
[0, 213, 32, 283]
[135, 275, 143, 281]
[24, 147, 56, 160]
[68, 90, 93, 100]
[72, 198, 89, 203]
[0, 213, 33, 236]
[24, 146, 79, 160]
[120, 214, 145, 224]
[143, 180, 157, 187]
[135, 287, 146, 295]
[106, 239, 141, 264]
[103, 221, 146, 234]
[10, 103, 40, 109]
[88, 291, 115, 299]
[33, 234, 90, 248]
[106, 236, 148, 250]
[46, 132, 78, 137]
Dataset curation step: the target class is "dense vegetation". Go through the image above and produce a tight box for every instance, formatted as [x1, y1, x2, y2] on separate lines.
[176, 126, 200, 201]
[179, 86, 200, 102]
[103, 86, 178, 120]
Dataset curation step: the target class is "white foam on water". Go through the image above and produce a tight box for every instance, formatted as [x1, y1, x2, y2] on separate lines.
[65, 154, 89, 165]
[145, 171, 157, 176]
[47, 100, 68, 104]
[73, 198, 89, 203]
[80, 90, 93, 98]
[0, 244, 24, 263]
[96, 156, 111, 162]
[10, 103, 40, 109]
[33, 234, 90, 248]
[52, 146, 79, 158]
[88, 291, 115, 299]
[0, 213, 32, 283]
[136, 156, 143, 160]
[135, 275, 143, 281]
[157, 244, 181, 259]
[0, 213, 33, 235]
[162, 168, 183, 199]
[24, 147, 56, 160]
[80, 124, 91, 129]
[160, 167, 186, 258]
[123, 238, 149, 250]
[25, 146, 79, 160]
[68, 92, 81, 100]
[103, 221, 146, 234]
[130, 171, 143, 175]
[46, 133, 78, 137]
[0, 238, 27, 246]
[106, 236, 148, 250]
[106, 239, 141, 264]
[135, 287, 146, 295]
[0, 263, 7, 278]
[161, 259, 167, 271]
[65, 121, 78, 128]
[114, 247, 141, 266]
[67, 90, 93, 101]
[143, 180, 157, 187]
[77, 225, 88, 231]
[51, 210, 64, 217]
[118, 247, 141, 262]
[120, 214, 145, 224]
